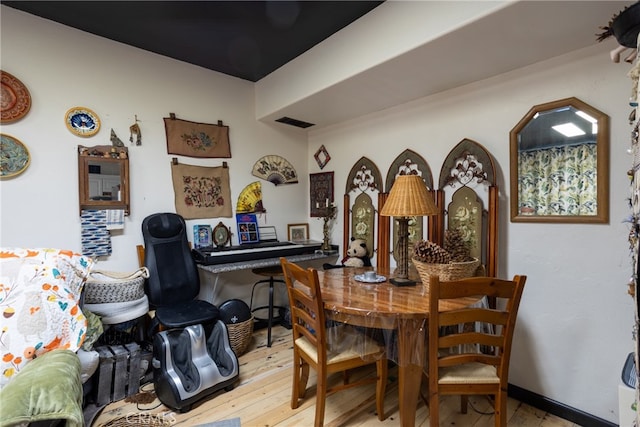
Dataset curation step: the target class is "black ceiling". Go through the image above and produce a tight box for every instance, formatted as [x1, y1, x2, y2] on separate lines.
[3, 1, 384, 82]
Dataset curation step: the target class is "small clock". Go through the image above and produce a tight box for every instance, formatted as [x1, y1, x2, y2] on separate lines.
[65, 107, 100, 137]
[213, 222, 231, 248]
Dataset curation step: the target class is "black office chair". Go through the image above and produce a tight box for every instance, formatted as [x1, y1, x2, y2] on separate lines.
[141, 212, 239, 412]
[142, 212, 219, 330]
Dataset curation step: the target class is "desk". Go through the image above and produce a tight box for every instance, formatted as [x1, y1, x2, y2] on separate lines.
[318, 267, 478, 427]
[197, 252, 338, 304]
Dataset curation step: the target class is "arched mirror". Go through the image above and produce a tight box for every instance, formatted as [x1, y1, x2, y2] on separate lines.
[510, 97, 609, 223]
[78, 145, 130, 215]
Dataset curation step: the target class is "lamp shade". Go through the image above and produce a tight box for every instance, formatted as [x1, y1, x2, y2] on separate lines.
[380, 175, 438, 217]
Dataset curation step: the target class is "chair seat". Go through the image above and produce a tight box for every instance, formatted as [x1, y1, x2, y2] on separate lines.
[439, 362, 499, 384]
[155, 300, 219, 329]
[295, 325, 384, 364]
[252, 266, 284, 277]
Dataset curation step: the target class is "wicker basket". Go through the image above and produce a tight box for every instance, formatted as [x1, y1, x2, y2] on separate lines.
[227, 316, 254, 356]
[412, 258, 480, 290]
[85, 267, 149, 304]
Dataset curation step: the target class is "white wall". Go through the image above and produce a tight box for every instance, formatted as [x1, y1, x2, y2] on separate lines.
[0, 7, 310, 273]
[1, 5, 635, 424]
[307, 43, 633, 422]
[0, 7, 320, 315]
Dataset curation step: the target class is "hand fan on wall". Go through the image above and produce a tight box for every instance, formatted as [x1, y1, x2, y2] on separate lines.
[236, 181, 266, 213]
[251, 155, 298, 185]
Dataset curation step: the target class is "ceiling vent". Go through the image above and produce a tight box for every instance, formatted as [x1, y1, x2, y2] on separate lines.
[275, 116, 315, 129]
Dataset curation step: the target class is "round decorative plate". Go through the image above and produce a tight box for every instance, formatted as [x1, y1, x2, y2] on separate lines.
[1, 134, 30, 179]
[1, 71, 31, 124]
[65, 107, 100, 137]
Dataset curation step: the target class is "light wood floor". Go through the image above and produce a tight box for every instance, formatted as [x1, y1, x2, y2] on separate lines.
[92, 325, 579, 426]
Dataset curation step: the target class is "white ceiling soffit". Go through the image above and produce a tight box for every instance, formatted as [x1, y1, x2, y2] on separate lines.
[258, 0, 631, 131]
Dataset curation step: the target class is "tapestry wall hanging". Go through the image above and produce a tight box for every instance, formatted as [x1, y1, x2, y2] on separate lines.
[171, 162, 232, 219]
[310, 171, 334, 217]
[164, 115, 231, 158]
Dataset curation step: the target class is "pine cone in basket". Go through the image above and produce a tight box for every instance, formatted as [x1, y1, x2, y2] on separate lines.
[412, 240, 451, 264]
[444, 228, 472, 262]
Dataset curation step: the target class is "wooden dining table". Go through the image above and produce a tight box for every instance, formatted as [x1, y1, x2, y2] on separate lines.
[317, 266, 479, 427]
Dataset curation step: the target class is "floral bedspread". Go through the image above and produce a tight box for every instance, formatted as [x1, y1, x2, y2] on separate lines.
[0, 248, 93, 388]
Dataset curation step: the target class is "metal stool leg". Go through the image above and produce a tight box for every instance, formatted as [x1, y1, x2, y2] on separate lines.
[267, 276, 274, 347]
[250, 276, 286, 348]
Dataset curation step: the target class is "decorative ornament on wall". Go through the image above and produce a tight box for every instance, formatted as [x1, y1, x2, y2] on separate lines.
[65, 107, 100, 137]
[314, 145, 331, 169]
[1, 134, 30, 179]
[236, 181, 266, 213]
[1, 70, 31, 124]
[130, 115, 142, 146]
[251, 155, 298, 185]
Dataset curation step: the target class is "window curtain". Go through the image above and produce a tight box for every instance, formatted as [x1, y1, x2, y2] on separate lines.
[518, 143, 597, 215]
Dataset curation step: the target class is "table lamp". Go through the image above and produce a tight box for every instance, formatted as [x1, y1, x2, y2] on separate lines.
[380, 174, 439, 286]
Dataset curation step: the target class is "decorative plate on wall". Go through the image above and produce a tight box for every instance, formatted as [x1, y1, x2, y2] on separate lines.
[1, 134, 30, 179]
[1, 71, 31, 124]
[65, 107, 100, 137]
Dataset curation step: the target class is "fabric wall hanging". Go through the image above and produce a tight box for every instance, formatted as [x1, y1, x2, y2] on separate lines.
[236, 181, 266, 213]
[310, 171, 334, 217]
[164, 114, 231, 158]
[251, 155, 298, 185]
[171, 161, 232, 219]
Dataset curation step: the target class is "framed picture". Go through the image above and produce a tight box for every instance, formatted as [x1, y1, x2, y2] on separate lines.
[236, 213, 260, 244]
[310, 171, 334, 217]
[288, 223, 309, 242]
[193, 224, 212, 248]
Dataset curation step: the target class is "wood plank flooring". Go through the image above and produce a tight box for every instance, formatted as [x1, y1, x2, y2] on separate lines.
[92, 325, 580, 426]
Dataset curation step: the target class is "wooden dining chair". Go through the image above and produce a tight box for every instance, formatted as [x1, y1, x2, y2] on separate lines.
[425, 274, 526, 426]
[279, 257, 388, 427]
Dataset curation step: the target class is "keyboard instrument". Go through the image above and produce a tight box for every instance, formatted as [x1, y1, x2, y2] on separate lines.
[192, 240, 323, 265]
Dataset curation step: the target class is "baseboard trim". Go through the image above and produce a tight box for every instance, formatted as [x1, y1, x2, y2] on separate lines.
[508, 384, 616, 427]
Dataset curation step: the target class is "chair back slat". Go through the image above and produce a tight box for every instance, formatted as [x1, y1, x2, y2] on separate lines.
[438, 353, 501, 368]
[437, 277, 519, 300]
[280, 257, 327, 361]
[439, 308, 508, 327]
[439, 332, 504, 349]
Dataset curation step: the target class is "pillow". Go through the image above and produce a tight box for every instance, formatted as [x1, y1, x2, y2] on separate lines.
[0, 248, 94, 388]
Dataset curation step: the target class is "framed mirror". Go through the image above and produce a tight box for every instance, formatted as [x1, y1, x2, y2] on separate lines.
[510, 97, 609, 223]
[78, 145, 130, 215]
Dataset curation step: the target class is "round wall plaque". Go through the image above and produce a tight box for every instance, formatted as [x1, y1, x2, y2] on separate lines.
[65, 107, 101, 137]
[1, 134, 30, 179]
[1, 71, 31, 124]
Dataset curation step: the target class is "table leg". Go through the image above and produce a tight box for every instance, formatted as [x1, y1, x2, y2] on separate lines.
[397, 318, 425, 427]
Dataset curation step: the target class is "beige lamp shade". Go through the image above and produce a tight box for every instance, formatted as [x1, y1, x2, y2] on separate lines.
[380, 174, 438, 217]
